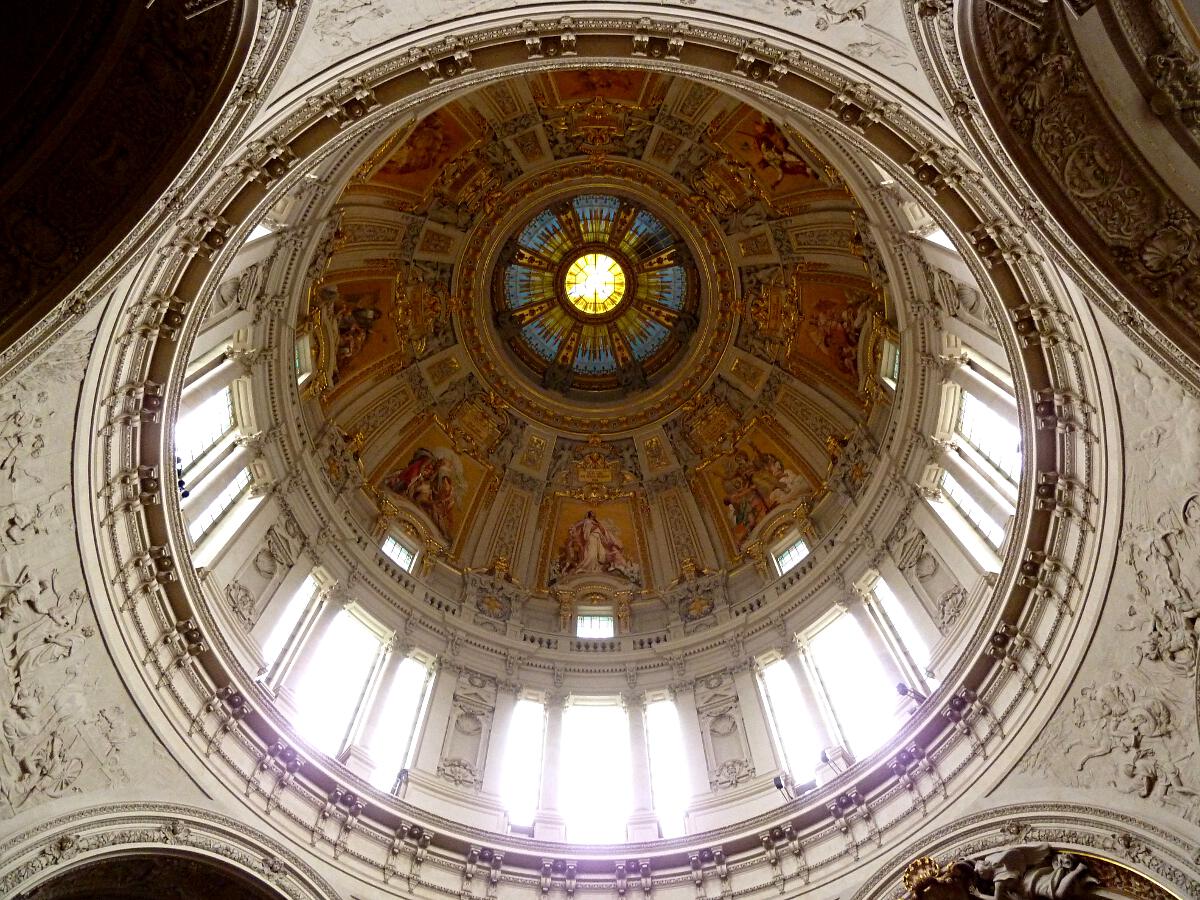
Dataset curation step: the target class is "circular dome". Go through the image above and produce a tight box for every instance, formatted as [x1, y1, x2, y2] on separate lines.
[115, 52, 1094, 888]
[495, 194, 698, 394]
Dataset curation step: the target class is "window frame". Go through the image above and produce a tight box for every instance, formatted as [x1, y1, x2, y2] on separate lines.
[576, 612, 616, 639]
[772, 535, 809, 576]
[381, 535, 419, 573]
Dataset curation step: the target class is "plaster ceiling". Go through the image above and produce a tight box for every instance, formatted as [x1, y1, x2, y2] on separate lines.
[271, 0, 942, 117]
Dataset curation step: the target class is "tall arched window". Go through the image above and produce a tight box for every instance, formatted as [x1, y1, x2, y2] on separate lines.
[758, 656, 821, 784]
[560, 698, 631, 842]
[500, 695, 546, 827]
[291, 607, 386, 755]
[367, 654, 435, 792]
[807, 613, 902, 760]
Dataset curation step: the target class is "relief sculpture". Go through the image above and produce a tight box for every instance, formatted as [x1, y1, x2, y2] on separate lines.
[1016, 348, 1200, 824]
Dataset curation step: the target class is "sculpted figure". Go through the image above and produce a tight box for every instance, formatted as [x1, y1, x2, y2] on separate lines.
[972, 844, 1097, 900]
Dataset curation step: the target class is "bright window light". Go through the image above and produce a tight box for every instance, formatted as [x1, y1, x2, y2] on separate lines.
[382, 536, 418, 573]
[808, 614, 903, 759]
[881, 339, 900, 388]
[774, 538, 809, 575]
[261, 573, 319, 667]
[187, 466, 250, 542]
[500, 697, 546, 827]
[941, 470, 1006, 548]
[925, 228, 956, 251]
[873, 578, 931, 671]
[248, 223, 275, 242]
[294, 334, 313, 384]
[292, 609, 381, 755]
[760, 658, 821, 781]
[176, 386, 234, 471]
[576, 614, 615, 639]
[561, 700, 631, 842]
[957, 392, 1021, 483]
[368, 655, 433, 792]
[645, 698, 690, 838]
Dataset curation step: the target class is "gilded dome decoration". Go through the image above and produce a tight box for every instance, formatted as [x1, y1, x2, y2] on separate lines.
[495, 194, 699, 394]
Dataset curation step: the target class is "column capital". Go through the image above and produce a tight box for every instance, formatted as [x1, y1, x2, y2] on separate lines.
[621, 690, 646, 711]
[667, 679, 695, 697]
[386, 633, 411, 657]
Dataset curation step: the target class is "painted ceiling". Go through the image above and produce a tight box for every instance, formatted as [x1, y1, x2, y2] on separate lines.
[297, 68, 898, 595]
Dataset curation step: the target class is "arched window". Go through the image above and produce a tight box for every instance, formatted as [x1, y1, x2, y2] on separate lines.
[260, 572, 321, 671]
[758, 656, 821, 784]
[576, 612, 615, 639]
[176, 385, 235, 471]
[291, 607, 386, 755]
[186, 465, 251, 543]
[381, 535, 418, 573]
[367, 653, 435, 792]
[560, 698, 631, 842]
[772, 536, 809, 576]
[807, 613, 902, 760]
[500, 695, 546, 827]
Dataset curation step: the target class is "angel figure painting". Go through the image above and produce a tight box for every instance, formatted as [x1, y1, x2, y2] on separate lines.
[716, 443, 808, 549]
[550, 508, 642, 586]
[383, 446, 466, 541]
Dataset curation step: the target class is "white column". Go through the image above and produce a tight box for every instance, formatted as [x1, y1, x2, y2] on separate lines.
[671, 682, 712, 803]
[252, 561, 313, 650]
[876, 554, 943, 648]
[181, 442, 255, 515]
[481, 681, 519, 797]
[731, 665, 779, 776]
[625, 693, 658, 841]
[413, 659, 459, 775]
[782, 645, 835, 758]
[844, 595, 906, 692]
[533, 693, 566, 841]
[947, 361, 1016, 419]
[179, 355, 244, 419]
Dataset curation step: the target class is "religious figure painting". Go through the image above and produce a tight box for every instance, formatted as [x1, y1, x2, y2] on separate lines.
[378, 420, 489, 544]
[549, 68, 649, 104]
[715, 107, 823, 201]
[384, 447, 465, 541]
[700, 425, 815, 552]
[324, 277, 400, 392]
[794, 284, 874, 378]
[371, 105, 477, 198]
[548, 500, 643, 587]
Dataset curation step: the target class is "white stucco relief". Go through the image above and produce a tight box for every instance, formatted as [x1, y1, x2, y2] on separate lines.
[0, 312, 193, 824]
[270, 0, 941, 114]
[1013, 316, 1200, 835]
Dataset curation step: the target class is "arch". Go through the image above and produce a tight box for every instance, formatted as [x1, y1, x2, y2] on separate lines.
[0, 802, 340, 900]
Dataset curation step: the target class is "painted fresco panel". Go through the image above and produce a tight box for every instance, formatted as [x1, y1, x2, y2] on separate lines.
[328, 277, 398, 388]
[698, 422, 816, 551]
[546, 497, 644, 587]
[376, 419, 489, 545]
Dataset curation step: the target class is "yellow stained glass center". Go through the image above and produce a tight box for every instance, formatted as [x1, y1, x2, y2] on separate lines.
[564, 253, 626, 315]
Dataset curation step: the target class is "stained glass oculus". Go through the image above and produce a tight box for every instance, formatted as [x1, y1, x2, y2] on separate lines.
[564, 253, 626, 315]
[495, 194, 699, 394]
